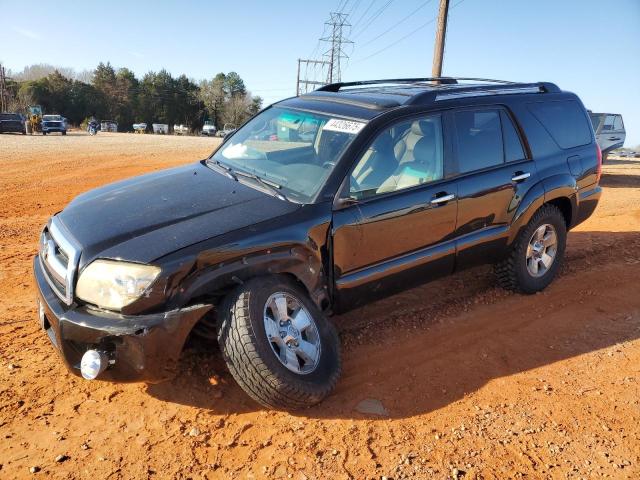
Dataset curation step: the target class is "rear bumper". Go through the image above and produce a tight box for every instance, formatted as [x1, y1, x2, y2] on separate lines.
[33, 256, 212, 383]
[574, 185, 602, 227]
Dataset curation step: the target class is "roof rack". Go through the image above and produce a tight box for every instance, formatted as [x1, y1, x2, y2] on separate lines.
[315, 78, 458, 92]
[315, 77, 519, 92]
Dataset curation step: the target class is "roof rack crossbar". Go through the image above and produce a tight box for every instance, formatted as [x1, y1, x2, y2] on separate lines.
[315, 77, 459, 92]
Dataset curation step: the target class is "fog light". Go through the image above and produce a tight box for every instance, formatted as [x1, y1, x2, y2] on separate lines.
[80, 350, 109, 380]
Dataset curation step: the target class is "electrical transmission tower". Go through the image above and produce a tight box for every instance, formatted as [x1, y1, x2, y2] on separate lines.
[321, 12, 353, 84]
[296, 11, 353, 95]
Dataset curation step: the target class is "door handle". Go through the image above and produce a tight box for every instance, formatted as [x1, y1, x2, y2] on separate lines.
[430, 193, 456, 205]
[511, 172, 531, 182]
[608, 137, 621, 141]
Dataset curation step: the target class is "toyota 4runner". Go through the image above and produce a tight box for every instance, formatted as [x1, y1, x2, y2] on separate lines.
[34, 78, 602, 409]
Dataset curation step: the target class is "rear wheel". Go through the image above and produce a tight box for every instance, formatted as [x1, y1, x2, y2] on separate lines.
[218, 276, 341, 409]
[495, 204, 567, 294]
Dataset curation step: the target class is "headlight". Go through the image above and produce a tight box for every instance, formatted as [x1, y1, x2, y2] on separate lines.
[76, 260, 161, 310]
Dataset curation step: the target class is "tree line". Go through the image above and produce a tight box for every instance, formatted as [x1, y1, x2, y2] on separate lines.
[3, 62, 262, 132]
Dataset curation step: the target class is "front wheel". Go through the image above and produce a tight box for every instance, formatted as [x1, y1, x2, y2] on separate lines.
[218, 276, 341, 409]
[495, 204, 567, 294]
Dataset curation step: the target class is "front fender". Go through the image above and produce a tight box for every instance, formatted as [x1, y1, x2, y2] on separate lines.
[175, 244, 329, 309]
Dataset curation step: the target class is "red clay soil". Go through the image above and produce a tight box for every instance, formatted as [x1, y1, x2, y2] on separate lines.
[1, 133, 639, 479]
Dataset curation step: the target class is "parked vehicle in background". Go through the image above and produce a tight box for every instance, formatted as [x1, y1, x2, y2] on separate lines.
[42, 115, 67, 135]
[217, 123, 236, 137]
[0, 112, 26, 134]
[589, 112, 625, 161]
[101, 120, 118, 133]
[33, 77, 602, 409]
[87, 120, 99, 136]
[152, 123, 169, 134]
[174, 124, 189, 135]
[201, 121, 217, 136]
[133, 123, 147, 134]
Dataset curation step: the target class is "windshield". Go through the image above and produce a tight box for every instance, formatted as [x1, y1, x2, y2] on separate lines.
[43, 115, 62, 121]
[209, 107, 364, 203]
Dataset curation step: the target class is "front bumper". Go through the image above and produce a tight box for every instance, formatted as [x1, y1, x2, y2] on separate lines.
[33, 256, 212, 383]
[42, 127, 66, 133]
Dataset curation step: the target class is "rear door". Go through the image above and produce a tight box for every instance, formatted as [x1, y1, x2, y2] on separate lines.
[599, 114, 626, 153]
[332, 113, 458, 309]
[450, 106, 537, 268]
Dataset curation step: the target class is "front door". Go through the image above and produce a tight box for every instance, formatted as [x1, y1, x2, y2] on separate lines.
[331, 114, 458, 310]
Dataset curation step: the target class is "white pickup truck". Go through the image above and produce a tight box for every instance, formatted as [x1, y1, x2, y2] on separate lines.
[201, 121, 217, 137]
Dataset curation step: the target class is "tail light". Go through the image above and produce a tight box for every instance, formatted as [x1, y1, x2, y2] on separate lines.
[595, 143, 602, 183]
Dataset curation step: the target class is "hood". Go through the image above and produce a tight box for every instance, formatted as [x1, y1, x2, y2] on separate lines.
[57, 162, 299, 267]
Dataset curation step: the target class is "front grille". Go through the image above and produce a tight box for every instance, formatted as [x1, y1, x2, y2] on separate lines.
[39, 217, 81, 305]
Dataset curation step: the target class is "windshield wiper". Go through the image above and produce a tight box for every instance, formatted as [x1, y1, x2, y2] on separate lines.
[233, 169, 289, 202]
[207, 159, 237, 181]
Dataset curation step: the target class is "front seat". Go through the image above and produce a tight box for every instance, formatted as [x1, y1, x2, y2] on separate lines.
[377, 121, 440, 194]
[394, 120, 432, 165]
[352, 132, 397, 191]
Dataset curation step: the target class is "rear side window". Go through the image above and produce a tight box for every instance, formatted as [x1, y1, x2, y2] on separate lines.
[454, 110, 503, 173]
[527, 100, 592, 149]
[613, 115, 624, 131]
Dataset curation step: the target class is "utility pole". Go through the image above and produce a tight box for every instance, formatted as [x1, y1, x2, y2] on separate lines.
[0, 63, 7, 112]
[431, 0, 450, 79]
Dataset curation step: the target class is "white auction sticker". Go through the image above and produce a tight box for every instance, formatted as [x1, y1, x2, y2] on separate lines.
[323, 118, 366, 135]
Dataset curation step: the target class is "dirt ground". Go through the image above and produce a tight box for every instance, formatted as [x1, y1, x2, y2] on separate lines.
[1, 132, 639, 480]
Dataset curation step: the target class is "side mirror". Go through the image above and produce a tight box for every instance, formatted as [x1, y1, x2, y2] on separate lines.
[334, 197, 359, 210]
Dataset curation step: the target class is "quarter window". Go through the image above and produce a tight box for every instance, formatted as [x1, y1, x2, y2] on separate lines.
[613, 115, 624, 131]
[454, 110, 503, 173]
[527, 100, 592, 149]
[349, 115, 444, 199]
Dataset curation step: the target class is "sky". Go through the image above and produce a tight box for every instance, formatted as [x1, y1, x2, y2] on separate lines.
[1, 0, 639, 145]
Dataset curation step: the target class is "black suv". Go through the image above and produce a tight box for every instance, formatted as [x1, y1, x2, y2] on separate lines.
[34, 78, 602, 409]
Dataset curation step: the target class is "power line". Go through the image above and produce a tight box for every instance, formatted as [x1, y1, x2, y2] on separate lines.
[351, 0, 395, 39]
[358, 0, 435, 49]
[353, 0, 467, 64]
[346, 0, 363, 17]
[351, 0, 378, 30]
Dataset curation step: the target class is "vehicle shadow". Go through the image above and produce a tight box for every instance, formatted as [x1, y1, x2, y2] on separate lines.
[600, 171, 640, 188]
[146, 230, 640, 419]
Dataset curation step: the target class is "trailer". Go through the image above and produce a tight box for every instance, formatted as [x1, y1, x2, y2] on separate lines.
[152, 123, 169, 135]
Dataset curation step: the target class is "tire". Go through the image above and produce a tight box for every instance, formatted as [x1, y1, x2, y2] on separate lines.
[42, 132, 47, 136]
[495, 204, 567, 294]
[62, 131, 66, 136]
[217, 276, 341, 409]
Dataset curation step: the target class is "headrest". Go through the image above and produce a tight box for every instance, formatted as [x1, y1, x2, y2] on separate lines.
[413, 136, 436, 163]
[371, 132, 393, 152]
[410, 120, 436, 137]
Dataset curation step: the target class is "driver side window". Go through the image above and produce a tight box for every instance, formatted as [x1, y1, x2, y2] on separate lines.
[349, 115, 444, 199]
